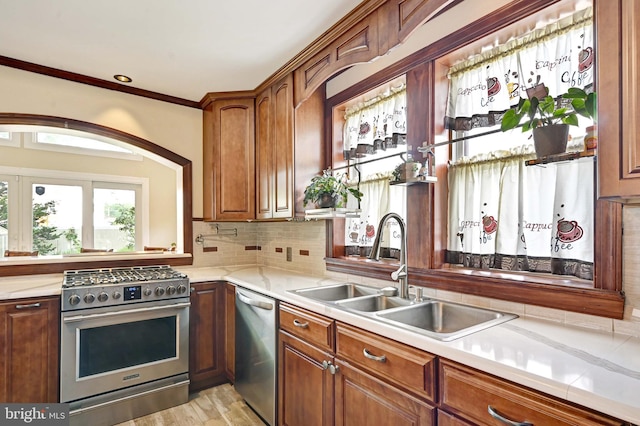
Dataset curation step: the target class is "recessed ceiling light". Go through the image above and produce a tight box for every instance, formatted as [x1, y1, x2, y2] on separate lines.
[113, 74, 132, 83]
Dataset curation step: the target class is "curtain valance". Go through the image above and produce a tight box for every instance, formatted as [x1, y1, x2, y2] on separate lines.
[445, 7, 593, 131]
[343, 86, 407, 160]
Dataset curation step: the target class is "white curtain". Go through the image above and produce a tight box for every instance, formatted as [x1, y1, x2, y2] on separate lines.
[344, 176, 406, 257]
[445, 7, 593, 131]
[343, 88, 407, 159]
[447, 155, 594, 279]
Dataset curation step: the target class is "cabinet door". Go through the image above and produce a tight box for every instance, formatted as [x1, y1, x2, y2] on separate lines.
[256, 86, 274, 219]
[335, 360, 436, 426]
[278, 330, 334, 426]
[597, 0, 640, 198]
[0, 297, 59, 403]
[224, 283, 235, 381]
[189, 282, 226, 391]
[271, 74, 295, 218]
[256, 75, 294, 220]
[203, 97, 255, 221]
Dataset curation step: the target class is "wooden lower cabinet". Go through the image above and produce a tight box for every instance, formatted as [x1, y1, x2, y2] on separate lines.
[334, 360, 436, 426]
[189, 281, 226, 392]
[437, 410, 473, 426]
[439, 359, 624, 426]
[0, 296, 59, 403]
[278, 330, 335, 426]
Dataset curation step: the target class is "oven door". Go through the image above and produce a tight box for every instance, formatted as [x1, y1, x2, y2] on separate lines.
[60, 298, 189, 403]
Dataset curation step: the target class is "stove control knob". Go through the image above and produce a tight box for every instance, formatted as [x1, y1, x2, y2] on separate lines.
[69, 294, 81, 306]
[166, 285, 176, 295]
[112, 291, 122, 300]
[143, 288, 153, 297]
[97, 292, 109, 302]
[155, 287, 165, 296]
[177, 285, 187, 294]
[84, 293, 96, 304]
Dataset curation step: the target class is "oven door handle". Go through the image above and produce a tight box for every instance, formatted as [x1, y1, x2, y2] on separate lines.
[237, 290, 273, 310]
[63, 302, 190, 323]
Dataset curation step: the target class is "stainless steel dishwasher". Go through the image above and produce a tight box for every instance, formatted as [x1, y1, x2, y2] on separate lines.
[235, 287, 277, 425]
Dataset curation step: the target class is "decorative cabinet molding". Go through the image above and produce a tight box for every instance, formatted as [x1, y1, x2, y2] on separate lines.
[256, 74, 294, 220]
[379, 0, 454, 53]
[294, 11, 380, 105]
[203, 96, 256, 221]
[597, 0, 640, 199]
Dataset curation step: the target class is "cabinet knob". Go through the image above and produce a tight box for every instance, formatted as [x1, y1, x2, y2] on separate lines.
[321, 360, 339, 375]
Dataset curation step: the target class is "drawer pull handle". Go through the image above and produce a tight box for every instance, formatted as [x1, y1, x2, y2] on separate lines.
[293, 319, 309, 328]
[363, 348, 386, 363]
[488, 406, 533, 426]
[16, 303, 41, 309]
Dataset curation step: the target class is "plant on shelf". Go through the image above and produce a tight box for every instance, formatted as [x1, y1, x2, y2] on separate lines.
[500, 84, 597, 157]
[391, 161, 420, 182]
[303, 170, 363, 209]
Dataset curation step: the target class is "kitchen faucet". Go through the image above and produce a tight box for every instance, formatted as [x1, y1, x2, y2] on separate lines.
[368, 212, 409, 299]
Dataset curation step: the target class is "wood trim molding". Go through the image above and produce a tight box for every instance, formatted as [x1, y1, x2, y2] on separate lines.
[0, 113, 194, 276]
[0, 56, 201, 109]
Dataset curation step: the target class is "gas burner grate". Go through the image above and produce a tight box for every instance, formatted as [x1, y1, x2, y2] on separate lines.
[63, 265, 187, 287]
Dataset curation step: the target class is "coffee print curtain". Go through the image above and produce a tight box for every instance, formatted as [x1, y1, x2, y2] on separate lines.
[446, 156, 594, 279]
[445, 7, 593, 131]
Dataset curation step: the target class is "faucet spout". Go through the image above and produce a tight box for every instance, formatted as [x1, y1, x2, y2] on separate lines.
[368, 212, 409, 299]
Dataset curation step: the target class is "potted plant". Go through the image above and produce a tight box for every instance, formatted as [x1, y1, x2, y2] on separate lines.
[500, 85, 597, 157]
[391, 161, 420, 182]
[303, 171, 363, 209]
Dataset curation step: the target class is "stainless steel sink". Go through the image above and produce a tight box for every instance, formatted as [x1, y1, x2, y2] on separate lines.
[335, 295, 412, 312]
[288, 284, 517, 341]
[375, 300, 517, 341]
[291, 283, 380, 302]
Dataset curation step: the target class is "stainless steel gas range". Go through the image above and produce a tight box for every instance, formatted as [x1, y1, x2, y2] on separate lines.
[60, 265, 190, 426]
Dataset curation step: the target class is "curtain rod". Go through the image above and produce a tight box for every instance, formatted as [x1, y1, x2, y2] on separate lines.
[326, 151, 408, 173]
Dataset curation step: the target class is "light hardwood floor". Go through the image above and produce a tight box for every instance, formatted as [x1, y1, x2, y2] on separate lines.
[115, 383, 265, 426]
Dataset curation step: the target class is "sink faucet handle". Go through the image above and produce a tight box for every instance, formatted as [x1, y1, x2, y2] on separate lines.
[391, 264, 407, 281]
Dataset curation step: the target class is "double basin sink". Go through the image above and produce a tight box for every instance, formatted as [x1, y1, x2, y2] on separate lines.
[289, 283, 517, 341]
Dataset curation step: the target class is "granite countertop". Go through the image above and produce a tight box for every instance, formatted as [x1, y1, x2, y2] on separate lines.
[2, 264, 639, 423]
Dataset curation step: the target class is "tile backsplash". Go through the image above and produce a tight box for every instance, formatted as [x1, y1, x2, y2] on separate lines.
[192, 208, 640, 337]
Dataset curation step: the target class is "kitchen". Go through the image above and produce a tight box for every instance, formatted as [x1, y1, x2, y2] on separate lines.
[1, 0, 640, 425]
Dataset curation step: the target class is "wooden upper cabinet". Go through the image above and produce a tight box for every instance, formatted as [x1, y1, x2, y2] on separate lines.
[294, 11, 379, 106]
[378, 0, 456, 53]
[256, 74, 294, 220]
[203, 95, 256, 221]
[597, 0, 640, 199]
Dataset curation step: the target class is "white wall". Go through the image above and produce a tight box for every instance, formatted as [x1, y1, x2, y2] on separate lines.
[0, 65, 204, 217]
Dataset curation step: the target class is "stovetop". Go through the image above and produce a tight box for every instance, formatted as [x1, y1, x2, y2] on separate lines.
[63, 265, 187, 288]
[61, 265, 190, 311]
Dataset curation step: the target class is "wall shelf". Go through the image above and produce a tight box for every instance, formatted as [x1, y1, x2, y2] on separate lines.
[524, 149, 596, 166]
[390, 176, 437, 186]
[304, 208, 361, 220]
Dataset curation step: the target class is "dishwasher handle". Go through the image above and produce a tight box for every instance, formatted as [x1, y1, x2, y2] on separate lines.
[237, 290, 274, 310]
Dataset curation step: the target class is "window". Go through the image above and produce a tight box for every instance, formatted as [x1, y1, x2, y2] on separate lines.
[443, 6, 595, 280]
[325, 0, 623, 318]
[23, 130, 141, 161]
[337, 79, 410, 259]
[1, 171, 144, 256]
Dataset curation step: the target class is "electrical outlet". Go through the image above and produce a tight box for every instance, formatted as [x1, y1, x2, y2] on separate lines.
[286, 247, 292, 262]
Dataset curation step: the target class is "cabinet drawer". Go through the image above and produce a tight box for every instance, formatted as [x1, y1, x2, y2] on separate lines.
[440, 359, 623, 426]
[336, 322, 436, 401]
[279, 303, 334, 352]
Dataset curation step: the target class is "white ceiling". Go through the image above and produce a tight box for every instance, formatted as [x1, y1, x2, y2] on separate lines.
[0, 0, 364, 102]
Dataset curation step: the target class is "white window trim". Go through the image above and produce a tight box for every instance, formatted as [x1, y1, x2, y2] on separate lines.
[0, 166, 148, 253]
[0, 132, 21, 148]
